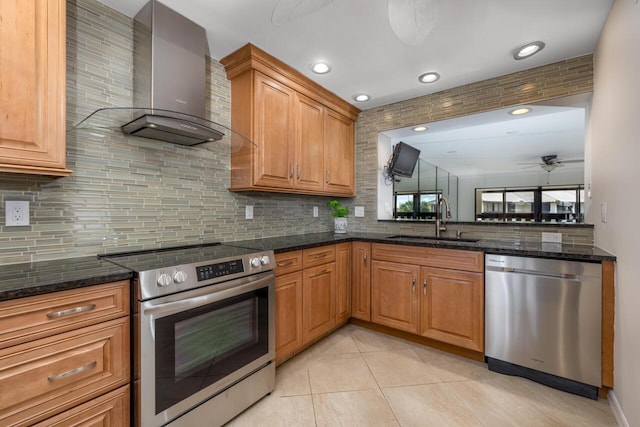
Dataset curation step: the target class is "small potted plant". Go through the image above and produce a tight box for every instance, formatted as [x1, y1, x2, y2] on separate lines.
[327, 199, 349, 234]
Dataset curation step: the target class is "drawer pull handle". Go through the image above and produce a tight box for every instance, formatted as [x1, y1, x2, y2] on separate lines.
[423, 279, 427, 295]
[277, 260, 294, 267]
[48, 361, 97, 382]
[314, 269, 328, 276]
[412, 277, 416, 293]
[47, 304, 96, 319]
[314, 253, 327, 259]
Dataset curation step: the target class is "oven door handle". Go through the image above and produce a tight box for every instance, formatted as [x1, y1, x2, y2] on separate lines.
[142, 272, 274, 318]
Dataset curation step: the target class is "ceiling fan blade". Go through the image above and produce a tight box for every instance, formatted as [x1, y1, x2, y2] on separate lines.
[558, 159, 584, 164]
[388, 0, 440, 46]
[271, 0, 333, 25]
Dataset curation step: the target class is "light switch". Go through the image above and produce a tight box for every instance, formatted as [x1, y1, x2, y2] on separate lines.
[313, 206, 318, 217]
[354, 206, 365, 217]
[245, 205, 254, 220]
[601, 202, 607, 223]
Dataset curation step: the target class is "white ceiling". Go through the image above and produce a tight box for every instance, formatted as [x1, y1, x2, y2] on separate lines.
[381, 103, 586, 177]
[94, 0, 613, 109]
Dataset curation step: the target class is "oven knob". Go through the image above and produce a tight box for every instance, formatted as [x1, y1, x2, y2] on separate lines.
[250, 257, 261, 268]
[173, 270, 188, 284]
[260, 255, 270, 266]
[157, 273, 173, 287]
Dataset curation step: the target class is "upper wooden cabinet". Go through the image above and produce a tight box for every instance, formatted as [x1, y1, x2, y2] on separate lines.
[0, 0, 72, 176]
[221, 44, 359, 196]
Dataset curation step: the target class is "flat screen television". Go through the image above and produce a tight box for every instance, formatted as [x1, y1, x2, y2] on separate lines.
[388, 142, 420, 178]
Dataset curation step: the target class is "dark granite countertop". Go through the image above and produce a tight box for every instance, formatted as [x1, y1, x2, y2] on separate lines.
[0, 232, 615, 302]
[228, 232, 616, 262]
[0, 257, 132, 302]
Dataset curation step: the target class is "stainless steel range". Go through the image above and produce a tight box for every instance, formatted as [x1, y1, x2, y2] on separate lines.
[101, 243, 275, 427]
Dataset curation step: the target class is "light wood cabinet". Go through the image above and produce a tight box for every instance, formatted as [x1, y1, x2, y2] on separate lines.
[371, 260, 421, 334]
[335, 243, 351, 325]
[0, 0, 72, 176]
[221, 43, 359, 196]
[371, 244, 484, 352]
[351, 242, 371, 321]
[275, 271, 303, 364]
[302, 261, 336, 344]
[0, 281, 130, 426]
[420, 267, 484, 352]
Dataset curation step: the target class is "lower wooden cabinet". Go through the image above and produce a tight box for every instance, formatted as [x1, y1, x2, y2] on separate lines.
[335, 243, 351, 325]
[32, 384, 130, 427]
[420, 267, 484, 352]
[371, 260, 420, 334]
[0, 316, 130, 427]
[275, 271, 303, 364]
[351, 242, 371, 321]
[302, 262, 336, 344]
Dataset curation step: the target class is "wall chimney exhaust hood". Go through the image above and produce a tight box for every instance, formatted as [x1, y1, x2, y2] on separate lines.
[71, 1, 248, 148]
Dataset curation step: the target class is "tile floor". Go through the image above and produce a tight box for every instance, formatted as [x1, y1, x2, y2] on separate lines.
[226, 324, 618, 426]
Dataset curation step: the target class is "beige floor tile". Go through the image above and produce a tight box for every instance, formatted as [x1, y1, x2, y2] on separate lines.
[383, 383, 483, 427]
[313, 389, 399, 427]
[447, 375, 563, 426]
[273, 353, 312, 397]
[517, 378, 618, 426]
[224, 394, 315, 427]
[362, 349, 443, 388]
[350, 326, 416, 353]
[308, 353, 378, 393]
[412, 345, 498, 382]
[309, 326, 360, 358]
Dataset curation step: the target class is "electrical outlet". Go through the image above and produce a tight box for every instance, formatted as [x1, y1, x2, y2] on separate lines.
[245, 205, 253, 220]
[541, 232, 562, 243]
[5, 201, 30, 226]
[601, 202, 607, 223]
[354, 206, 365, 217]
[313, 206, 318, 217]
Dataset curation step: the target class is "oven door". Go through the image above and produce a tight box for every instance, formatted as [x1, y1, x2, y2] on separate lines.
[138, 271, 275, 427]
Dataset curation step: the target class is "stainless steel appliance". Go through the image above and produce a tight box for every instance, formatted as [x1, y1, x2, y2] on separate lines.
[485, 254, 602, 399]
[102, 244, 275, 426]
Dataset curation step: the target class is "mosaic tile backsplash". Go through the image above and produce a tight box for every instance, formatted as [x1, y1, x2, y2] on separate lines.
[0, 0, 594, 265]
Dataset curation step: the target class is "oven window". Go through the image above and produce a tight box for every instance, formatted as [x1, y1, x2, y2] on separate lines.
[155, 287, 270, 414]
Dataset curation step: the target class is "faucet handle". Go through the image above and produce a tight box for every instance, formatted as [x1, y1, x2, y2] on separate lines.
[456, 230, 463, 239]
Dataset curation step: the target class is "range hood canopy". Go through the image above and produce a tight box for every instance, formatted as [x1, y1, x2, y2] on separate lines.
[71, 1, 246, 147]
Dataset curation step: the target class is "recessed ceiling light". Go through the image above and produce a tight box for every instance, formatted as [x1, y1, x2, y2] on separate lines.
[353, 93, 371, 102]
[418, 72, 440, 83]
[412, 126, 428, 132]
[513, 41, 545, 60]
[311, 61, 331, 74]
[509, 107, 531, 115]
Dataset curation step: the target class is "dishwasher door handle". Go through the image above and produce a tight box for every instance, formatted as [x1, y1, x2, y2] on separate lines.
[486, 266, 579, 280]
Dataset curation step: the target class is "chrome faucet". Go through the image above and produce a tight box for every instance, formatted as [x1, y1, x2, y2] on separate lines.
[435, 196, 452, 238]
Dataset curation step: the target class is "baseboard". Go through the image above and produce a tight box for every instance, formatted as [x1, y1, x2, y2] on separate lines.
[608, 390, 629, 427]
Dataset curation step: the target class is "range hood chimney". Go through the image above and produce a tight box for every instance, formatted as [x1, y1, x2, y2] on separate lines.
[122, 0, 223, 146]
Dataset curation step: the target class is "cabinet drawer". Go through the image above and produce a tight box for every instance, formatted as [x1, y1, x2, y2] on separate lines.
[32, 384, 130, 427]
[275, 251, 303, 276]
[372, 244, 483, 273]
[0, 281, 129, 350]
[0, 317, 130, 427]
[303, 245, 336, 269]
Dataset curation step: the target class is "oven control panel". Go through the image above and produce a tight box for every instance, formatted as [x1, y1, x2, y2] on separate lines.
[196, 259, 245, 282]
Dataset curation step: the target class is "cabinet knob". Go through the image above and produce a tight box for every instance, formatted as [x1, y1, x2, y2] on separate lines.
[412, 277, 416, 293]
[423, 279, 427, 295]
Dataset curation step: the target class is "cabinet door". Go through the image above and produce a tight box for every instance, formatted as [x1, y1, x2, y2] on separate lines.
[351, 242, 371, 321]
[335, 243, 351, 325]
[253, 72, 295, 188]
[324, 109, 354, 195]
[420, 267, 484, 352]
[0, 0, 71, 176]
[296, 94, 325, 192]
[275, 272, 303, 364]
[371, 260, 420, 334]
[302, 262, 336, 344]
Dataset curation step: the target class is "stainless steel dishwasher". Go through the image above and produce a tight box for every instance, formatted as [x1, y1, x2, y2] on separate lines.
[485, 254, 602, 399]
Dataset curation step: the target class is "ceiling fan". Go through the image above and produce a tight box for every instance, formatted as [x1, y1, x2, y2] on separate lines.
[271, 0, 441, 45]
[520, 155, 584, 172]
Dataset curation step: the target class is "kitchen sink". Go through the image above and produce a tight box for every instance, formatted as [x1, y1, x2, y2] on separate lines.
[386, 235, 480, 243]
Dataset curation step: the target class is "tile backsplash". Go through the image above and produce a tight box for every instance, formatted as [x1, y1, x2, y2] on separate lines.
[0, 0, 594, 265]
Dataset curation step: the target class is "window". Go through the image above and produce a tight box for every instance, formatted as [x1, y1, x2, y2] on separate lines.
[475, 185, 583, 222]
[394, 191, 442, 219]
